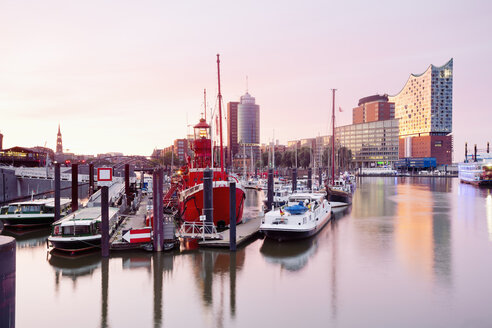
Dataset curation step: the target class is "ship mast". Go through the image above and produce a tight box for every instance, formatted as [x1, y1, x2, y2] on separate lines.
[204, 89, 207, 121]
[216, 54, 225, 176]
[331, 89, 336, 185]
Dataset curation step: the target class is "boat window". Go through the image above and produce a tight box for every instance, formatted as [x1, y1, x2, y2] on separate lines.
[0, 207, 8, 215]
[62, 225, 90, 235]
[21, 205, 41, 213]
[8, 205, 19, 213]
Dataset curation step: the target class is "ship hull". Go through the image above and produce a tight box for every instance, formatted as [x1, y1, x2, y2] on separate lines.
[327, 187, 352, 205]
[180, 185, 245, 227]
[48, 235, 101, 252]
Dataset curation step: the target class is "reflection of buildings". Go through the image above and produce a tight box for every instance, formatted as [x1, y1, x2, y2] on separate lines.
[394, 182, 452, 284]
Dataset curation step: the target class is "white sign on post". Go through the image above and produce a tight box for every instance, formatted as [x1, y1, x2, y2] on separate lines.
[97, 167, 113, 187]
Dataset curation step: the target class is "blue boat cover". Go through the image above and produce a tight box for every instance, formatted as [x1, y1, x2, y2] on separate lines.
[284, 202, 308, 215]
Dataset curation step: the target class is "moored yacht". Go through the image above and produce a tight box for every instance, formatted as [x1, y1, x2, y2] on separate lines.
[260, 192, 331, 241]
[0, 198, 71, 228]
[48, 207, 120, 252]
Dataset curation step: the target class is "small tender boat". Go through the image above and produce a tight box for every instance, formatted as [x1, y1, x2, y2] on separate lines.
[0, 198, 71, 228]
[48, 207, 120, 252]
[260, 192, 331, 241]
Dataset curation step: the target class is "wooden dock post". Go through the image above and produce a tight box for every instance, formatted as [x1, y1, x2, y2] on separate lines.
[89, 163, 94, 196]
[307, 167, 312, 192]
[267, 168, 273, 210]
[125, 164, 131, 207]
[54, 163, 61, 222]
[152, 169, 164, 252]
[318, 167, 322, 189]
[292, 168, 297, 193]
[0, 236, 15, 328]
[229, 181, 236, 251]
[101, 186, 109, 257]
[203, 167, 213, 233]
[71, 163, 78, 212]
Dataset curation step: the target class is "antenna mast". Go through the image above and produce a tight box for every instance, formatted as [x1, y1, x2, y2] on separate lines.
[331, 89, 337, 185]
[216, 54, 225, 176]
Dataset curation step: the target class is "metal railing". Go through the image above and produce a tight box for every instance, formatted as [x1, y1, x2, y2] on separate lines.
[177, 221, 219, 240]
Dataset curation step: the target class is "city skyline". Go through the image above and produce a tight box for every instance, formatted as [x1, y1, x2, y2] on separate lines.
[1, 0, 491, 161]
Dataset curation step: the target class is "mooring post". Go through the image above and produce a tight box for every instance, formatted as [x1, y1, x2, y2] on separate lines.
[0, 236, 15, 328]
[89, 163, 94, 196]
[307, 167, 312, 192]
[152, 171, 156, 244]
[318, 167, 322, 190]
[203, 167, 213, 233]
[267, 168, 273, 210]
[125, 164, 131, 207]
[71, 163, 78, 212]
[229, 181, 237, 251]
[157, 168, 164, 251]
[54, 163, 61, 222]
[101, 186, 109, 257]
[292, 168, 297, 193]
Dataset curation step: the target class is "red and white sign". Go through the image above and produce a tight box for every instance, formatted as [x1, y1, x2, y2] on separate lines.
[122, 227, 152, 243]
[97, 167, 113, 181]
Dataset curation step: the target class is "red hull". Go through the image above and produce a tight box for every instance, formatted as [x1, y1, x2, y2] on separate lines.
[179, 185, 245, 226]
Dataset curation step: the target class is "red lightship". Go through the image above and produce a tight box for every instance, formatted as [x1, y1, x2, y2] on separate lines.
[164, 55, 245, 227]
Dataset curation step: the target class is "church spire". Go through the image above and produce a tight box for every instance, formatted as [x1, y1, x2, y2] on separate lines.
[56, 124, 63, 153]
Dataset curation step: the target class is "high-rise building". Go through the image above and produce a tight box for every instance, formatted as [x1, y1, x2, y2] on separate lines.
[227, 101, 239, 166]
[353, 94, 395, 124]
[56, 124, 63, 154]
[237, 92, 260, 165]
[389, 59, 453, 165]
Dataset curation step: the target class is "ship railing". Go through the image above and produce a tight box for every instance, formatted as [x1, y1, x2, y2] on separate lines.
[177, 221, 220, 240]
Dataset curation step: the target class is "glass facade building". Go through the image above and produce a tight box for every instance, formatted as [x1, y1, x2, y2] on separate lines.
[335, 119, 400, 168]
[237, 92, 260, 162]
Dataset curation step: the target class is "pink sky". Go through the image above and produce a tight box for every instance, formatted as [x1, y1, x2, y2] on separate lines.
[1, 0, 490, 161]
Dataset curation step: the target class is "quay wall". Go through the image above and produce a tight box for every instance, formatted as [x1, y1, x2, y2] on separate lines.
[0, 167, 89, 205]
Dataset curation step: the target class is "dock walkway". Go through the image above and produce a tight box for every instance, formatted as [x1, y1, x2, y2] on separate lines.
[197, 217, 261, 248]
[110, 194, 150, 250]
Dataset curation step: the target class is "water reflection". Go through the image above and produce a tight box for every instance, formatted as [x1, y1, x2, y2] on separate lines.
[190, 248, 245, 328]
[352, 177, 397, 218]
[49, 251, 101, 286]
[2, 227, 50, 249]
[487, 194, 492, 241]
[393, 178, 452, 285]
[260, 238, 318, 272]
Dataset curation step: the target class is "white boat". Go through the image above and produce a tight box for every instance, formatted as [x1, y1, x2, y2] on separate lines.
[0, 198, 71, 228]
[458, 158, 492, 186]
[260, 192, 331, 241]
[48, 207, 120, 252]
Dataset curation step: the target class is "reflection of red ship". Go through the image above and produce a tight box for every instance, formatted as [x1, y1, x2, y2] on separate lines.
[164, 55, 245, 227]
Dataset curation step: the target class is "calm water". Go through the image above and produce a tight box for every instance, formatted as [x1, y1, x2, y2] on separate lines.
[4, 177, 492, 327]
